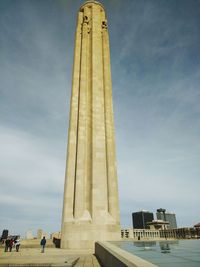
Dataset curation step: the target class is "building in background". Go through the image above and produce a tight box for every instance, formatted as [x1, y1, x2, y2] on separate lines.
[37, 229, 43, 239]
[26, 230, 33, 239]
[1, 229, 8, 240]
[132, 210, 154, 229]
[156, 210, 177, 229]
[51, 231, 61, 240]
[147, 220, 169, 230]
[194, 222, 200, 229]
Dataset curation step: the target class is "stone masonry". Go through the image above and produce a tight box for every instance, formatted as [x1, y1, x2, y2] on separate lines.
[61, 1, 121, 249]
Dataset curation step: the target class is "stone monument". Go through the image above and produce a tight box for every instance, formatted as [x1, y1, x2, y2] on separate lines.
[37, 229, 43, 239]
[26, 230, 33, 240]
[61, 0, 120, 249]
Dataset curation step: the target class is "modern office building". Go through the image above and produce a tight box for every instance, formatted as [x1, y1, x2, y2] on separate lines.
[156, 210, 177, 229]
[132, 210, 154, 229]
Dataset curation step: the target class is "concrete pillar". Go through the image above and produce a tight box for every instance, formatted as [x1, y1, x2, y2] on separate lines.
[61, 1, 121, 249]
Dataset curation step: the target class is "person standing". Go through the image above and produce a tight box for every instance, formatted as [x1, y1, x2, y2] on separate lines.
[15, 238, 20, 252]
[40, 236, 46, 253]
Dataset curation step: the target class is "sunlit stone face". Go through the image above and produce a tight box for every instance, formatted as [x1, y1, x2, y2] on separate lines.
[61, 1, 121, 249]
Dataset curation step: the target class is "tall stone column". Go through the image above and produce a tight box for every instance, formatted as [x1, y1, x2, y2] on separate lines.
[61, 0, 121, 249]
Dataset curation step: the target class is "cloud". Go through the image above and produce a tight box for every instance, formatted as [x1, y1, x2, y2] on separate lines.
[0, 125, 65, 235]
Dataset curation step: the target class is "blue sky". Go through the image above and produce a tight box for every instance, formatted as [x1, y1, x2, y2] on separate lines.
[0, 0, 200, 237]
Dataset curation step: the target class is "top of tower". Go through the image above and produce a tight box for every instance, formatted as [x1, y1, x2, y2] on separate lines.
[80, 1, 105, 11]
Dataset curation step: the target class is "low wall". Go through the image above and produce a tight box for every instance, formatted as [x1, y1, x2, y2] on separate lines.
[21, 239, 55, 248]
[95, 241, 158, 267]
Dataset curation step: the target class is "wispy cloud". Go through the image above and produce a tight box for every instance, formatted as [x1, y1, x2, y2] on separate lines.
[0, 125, 65, 235]
[0, 0, 200, 235]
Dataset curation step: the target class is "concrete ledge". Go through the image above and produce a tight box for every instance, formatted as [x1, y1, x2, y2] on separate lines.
[95, 241, 158, 267]
[21, 239, 55, 248]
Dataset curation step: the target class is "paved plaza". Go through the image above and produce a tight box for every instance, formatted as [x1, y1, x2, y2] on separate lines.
[0, 247, 101, 267]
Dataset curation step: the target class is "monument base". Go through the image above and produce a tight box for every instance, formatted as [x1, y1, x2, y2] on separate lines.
[61, 222, 121, 249]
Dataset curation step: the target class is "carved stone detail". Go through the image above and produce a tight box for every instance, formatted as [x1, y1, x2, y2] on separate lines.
[102, 20, 108, 29]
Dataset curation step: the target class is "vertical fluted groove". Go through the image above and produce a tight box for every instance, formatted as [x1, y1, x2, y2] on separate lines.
[91, 4, 108, 221]
[85, 7, 92, 215]
[73, 12, 83, 218]
[62, 11, 83, 222]
[74, 8, 89, 219]
[101, 14, 109, 216]
[102, 26, 120, 223]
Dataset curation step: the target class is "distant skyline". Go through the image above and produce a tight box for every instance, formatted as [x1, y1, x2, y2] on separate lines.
[0, 0, 200, 237]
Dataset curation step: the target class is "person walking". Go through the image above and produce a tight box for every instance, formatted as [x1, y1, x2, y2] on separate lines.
[9, 239, 14, 252]
[4, 239, 10, 252]
[40, 236, 46, 253]
[15, 238, 20, 252]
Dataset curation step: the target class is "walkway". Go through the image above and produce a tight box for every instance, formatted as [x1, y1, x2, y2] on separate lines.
[0, 247, 101, 267]
[76, 255, 101, 267]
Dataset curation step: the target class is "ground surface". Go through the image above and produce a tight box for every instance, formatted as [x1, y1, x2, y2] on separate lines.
[0, 247, 101, 267]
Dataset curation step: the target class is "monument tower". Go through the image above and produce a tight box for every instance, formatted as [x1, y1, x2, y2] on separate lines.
[61, 0, 120, 249]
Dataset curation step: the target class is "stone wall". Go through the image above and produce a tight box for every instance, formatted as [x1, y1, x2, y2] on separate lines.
[95, 241, 157, 267]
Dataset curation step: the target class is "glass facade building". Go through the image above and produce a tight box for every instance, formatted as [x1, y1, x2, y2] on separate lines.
[132, 211, 154, 229]
[156, 211, 177, 229]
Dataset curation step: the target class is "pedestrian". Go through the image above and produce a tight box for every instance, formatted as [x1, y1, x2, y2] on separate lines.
[40, 236, 46, 253]
[15, 238, 20, 252]
[4, 239, 10, 252]
[9, 239, 14, 252]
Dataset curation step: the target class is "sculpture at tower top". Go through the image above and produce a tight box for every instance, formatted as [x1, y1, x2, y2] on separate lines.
[61, 1, 121, 249]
